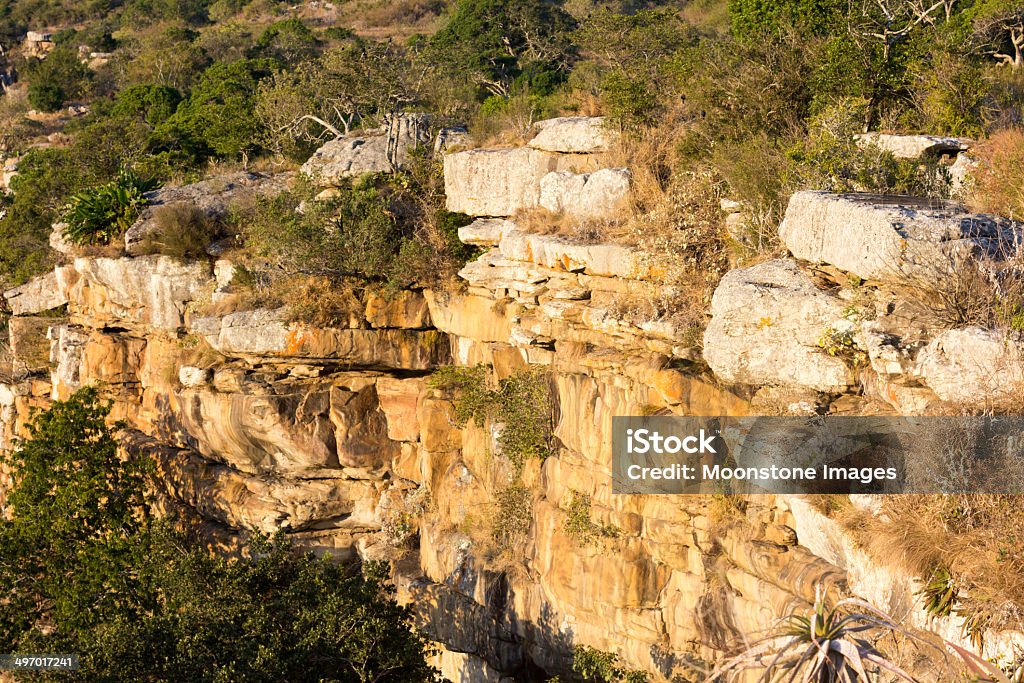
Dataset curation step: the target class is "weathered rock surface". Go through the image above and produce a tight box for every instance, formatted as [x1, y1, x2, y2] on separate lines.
[458, 218, 516, 246]
[529, 116, 615, 153]
[62, 255, 212, 332]
[192, 309, 447, 369]
[779, 191, 1020, 284]
[539, 168, 631, 219]
[856, 132, 970, 159]
[703, 259, 855, 392]
[916, 327, 1024, 404]
[4, 271, 66, 315]
[301, 113, 432, 185]
[444, 147, 562, 216]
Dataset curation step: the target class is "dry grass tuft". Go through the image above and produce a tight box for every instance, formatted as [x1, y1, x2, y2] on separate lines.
[845, 493, 1024, 639]
[969, 128, 1024, 220]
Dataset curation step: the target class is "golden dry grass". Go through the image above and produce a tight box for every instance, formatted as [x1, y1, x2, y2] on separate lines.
[969, 128, 1024, 221]
[838, 494, 1024, 638]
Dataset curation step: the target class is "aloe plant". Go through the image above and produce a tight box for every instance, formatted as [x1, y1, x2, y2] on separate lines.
[62, 168, 158, 246]
[710, 585, 935, 683]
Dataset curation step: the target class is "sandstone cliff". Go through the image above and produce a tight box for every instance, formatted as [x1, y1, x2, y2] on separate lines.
[1, 120, 1020, 682]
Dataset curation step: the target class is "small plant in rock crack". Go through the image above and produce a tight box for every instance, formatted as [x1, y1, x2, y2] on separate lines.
[563, 490, 620, 547]
[918, 565, 958, 619]
[381, 485, 430, 548]
[816, 326, 862, 360]
[63, 168, 158, 245]
[429, 364, 555, 470]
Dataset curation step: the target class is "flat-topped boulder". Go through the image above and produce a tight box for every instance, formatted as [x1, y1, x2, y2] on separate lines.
[498, 228, 660, 280]
[529, 116, 615, 154]
[779, 191, 1021, 284]
[539, 168, 631, 219]
[4, 271, 66, 315]
[444, 147, 561, 216]
[301, 113, 432, 185]
[703, 259, 856, 392]
[855, 133, 970, 159]
[457, 218, 516, 246]
[64, 255, 212, 332]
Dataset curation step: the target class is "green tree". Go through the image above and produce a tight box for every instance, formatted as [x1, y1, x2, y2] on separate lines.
[24, 45, 91, 112]
[252, 17, 320, 65]
[0, 389, 442, 683]
[111, 83, 184, 127]
[0, 388, 150, 649]
[572, 8, 696, 127]
[161, 58, 276, 160]
[428, 0, 576, 96]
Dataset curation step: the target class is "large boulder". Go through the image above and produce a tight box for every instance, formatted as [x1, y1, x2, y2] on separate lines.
[529, 117, 615, 154]
[444, 147, 561, 217]
[703, 259, 856, 392]
[916, 327, 1024, 404]
[855, 133, 969, 159]
[301, 113, 432, 185]
[4, 271, 66, 315]
[779, 191, 1020, 284]
[539, 168, 631, 219]
[65, 256, 213, 332]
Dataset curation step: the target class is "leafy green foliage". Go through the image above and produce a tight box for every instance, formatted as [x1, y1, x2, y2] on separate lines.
[161, 58, 276, 159]
[62, 168, 158, 245]
[111, 83, 184, 127]
[429, 0, 576, 94]
[0, 388, 442, 683]
[430, 365, 555, 469]
[572, 9, 695, 128]
[241, 176, 405, 281]
[24, 45, 91, 112]
[919, 565, 958, 618]
[573, 646, 649, 683]
[563, 490, 619, 546]
[491, 483, 533, 552]
[253, 18, 319, 65]
[0, 388, 149, 647]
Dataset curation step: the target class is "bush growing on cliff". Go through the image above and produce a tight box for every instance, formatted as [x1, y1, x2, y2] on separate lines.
[430, 364, 556, 469]
[0, 388, 442, 683]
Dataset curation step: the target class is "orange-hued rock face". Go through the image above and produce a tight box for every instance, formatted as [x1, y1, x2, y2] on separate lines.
[3, 157, 1002, 682]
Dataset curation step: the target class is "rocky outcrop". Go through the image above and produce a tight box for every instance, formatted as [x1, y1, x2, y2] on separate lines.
[4, 271, 66, 314]
[5, 159, 1023, 683]
[539, 168, 631, 219]
[916, 327, 1024, 405]
[703, 259, 855, 392]
[855, 132, 969, 159]
[444, 117, 621, 218]
[444, 147, 563, 216]
[301, 113, 432, 185]
[64, 255, 212, 331]
[529, 116, 615, 154]
[191, 309, 446, 368]
[778, 191, 1021, 285]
